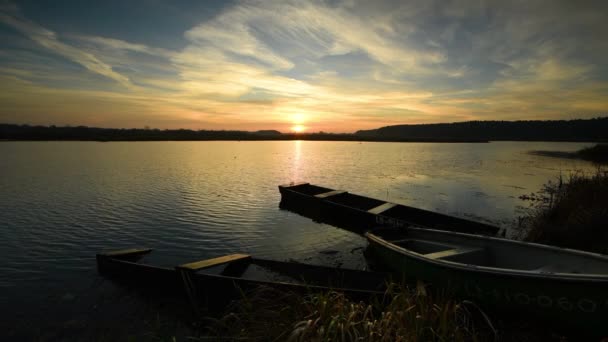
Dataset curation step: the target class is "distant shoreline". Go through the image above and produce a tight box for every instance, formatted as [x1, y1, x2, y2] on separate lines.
[529, 150, 579, 159]
[0, 138, 490, 143]
[530, 144, 608, 164]
[3, 138, 606, 142]
[3, 119, 608, 143]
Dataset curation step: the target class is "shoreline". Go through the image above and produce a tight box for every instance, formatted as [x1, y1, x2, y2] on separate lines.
[0, 138, 490, 143]
[530, 144, 608, 164]
[528, 150, 580, 159]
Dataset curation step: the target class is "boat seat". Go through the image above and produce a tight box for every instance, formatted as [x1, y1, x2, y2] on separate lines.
[177, 254, 251, 272]
[425, 247, 485, 262]
[368, 202, 398, 215]
[314, 190, 347, 199]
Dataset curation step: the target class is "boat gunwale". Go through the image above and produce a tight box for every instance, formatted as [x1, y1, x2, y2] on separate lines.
[366, 227, 608, 282]
[278, 182, 310, 189]
[97, 254, 175, 272]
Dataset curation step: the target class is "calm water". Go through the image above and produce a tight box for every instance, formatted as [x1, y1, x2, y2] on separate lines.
[0, 141, 598, 336]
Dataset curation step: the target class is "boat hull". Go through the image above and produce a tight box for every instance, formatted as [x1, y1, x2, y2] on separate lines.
[279, 183, 500, 235]
[366, 234, 608, 334]
[97, 249, 390, 310]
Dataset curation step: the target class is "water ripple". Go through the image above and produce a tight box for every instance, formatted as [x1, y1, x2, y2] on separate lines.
[0, 140, 599, 332]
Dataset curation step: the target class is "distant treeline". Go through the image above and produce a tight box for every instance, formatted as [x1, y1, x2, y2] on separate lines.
[0, 124, 284, 141]
[355, 117, 608, 142]
[1, 117, 607, 142]
[0, 124, 485, 142]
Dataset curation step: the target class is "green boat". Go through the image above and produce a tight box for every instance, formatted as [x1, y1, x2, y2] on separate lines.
[366, 227, 608, 334]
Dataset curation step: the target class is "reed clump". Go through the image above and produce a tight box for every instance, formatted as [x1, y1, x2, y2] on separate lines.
[523, 170, 608, 254]
[204, 282, 485, 342]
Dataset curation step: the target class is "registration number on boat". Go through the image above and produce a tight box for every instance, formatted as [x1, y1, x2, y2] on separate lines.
[464, 283, 602, 313]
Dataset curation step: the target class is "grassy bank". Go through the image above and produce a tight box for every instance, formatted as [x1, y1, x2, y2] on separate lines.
[203, 283, 491, 341]
[521, 170, 608, 254]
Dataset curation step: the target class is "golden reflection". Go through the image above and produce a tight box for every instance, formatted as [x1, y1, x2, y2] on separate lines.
[292, 140, 302, 181]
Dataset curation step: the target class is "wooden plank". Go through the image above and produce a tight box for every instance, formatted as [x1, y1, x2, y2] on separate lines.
[177, 254, 251, 271]
[425, 247, 483, 260]
[99, 248, 152, 257]
[368, 202, 398, 215]
[314, 190, 346, 199]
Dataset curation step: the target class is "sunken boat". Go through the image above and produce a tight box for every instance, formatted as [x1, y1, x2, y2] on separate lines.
[96, 248, 390, 308]
[279, 182, 500, 236]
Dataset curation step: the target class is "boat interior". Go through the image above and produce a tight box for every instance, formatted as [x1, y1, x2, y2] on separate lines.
[177, 253, 388, 290]
[371, 228, 608, 275]
[101, 249, 388, 291]
[325, 192, 386, 211]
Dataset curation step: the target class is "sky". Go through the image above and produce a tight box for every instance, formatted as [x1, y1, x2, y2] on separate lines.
[0, 0, 607, 133]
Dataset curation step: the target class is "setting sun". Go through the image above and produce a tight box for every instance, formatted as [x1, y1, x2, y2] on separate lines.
[291, 125, 306, 133]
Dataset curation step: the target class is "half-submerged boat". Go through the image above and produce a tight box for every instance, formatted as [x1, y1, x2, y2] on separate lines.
[279, 182, 500, 236]
[366, 227, 608, 333]
[96, 248, 390, 308]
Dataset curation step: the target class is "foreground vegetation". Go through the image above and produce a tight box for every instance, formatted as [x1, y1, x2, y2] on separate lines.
[203, 283, 490, 342]
[522, 169, 608, 254]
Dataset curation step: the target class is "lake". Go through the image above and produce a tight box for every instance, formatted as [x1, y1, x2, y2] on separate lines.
[0, 141, 599, 337]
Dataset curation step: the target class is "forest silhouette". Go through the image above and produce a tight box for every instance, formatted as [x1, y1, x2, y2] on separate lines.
[1, 117, 607, 142]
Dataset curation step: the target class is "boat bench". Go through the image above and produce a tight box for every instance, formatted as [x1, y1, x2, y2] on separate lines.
[314, 190, 347, 199]
[425, 247, 485, 264]
[177, 254, 251, 272]
[176, 254, 251, 307]
[367, 202, 398, 215]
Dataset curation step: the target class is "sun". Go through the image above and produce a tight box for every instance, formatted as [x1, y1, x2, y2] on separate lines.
[291, 125, 306, 133]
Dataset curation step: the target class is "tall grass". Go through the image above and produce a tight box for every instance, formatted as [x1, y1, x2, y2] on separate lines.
[523, 169, 608, 254]
[204, 282, 487, 342]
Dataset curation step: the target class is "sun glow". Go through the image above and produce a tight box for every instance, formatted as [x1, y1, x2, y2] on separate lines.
[291, 125, 306, 133]
[291, 113, 306, 124]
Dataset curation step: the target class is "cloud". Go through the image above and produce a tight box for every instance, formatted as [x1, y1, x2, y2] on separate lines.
[0, 0, 607, 131]
[72, 35, 175, 59]
[0, 9, 131, 86]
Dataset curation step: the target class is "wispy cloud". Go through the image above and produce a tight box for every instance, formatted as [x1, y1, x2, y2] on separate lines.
[0, 10, 131, 87]
[0, 0, 607, 131]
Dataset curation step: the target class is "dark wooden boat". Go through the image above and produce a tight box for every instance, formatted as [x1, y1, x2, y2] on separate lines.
[97, 249, 390, 308]
[279, 182, 500, 236]
[366, 227, 608, 334]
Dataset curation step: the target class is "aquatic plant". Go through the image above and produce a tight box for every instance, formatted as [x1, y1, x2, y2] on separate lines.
[523, 169, 608, 254]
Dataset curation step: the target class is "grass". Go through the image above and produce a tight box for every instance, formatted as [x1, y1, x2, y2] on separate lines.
[522, 169, 608, 254]
[202, 282, 490, 342]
